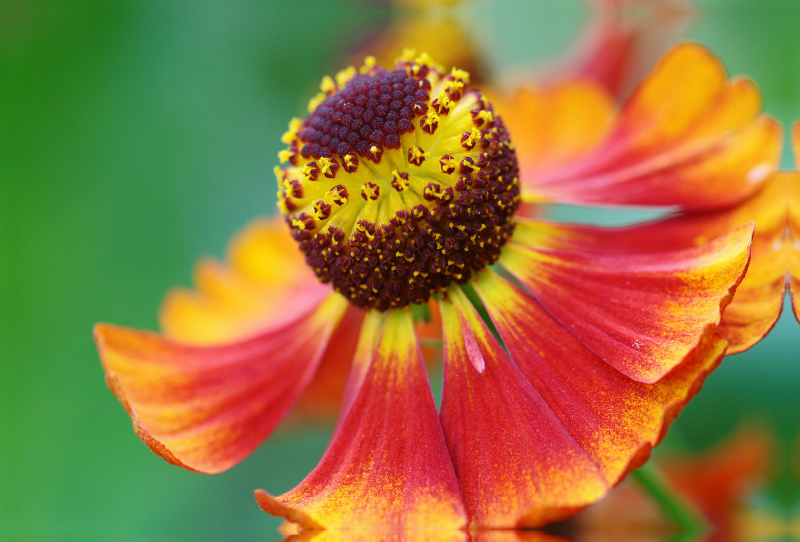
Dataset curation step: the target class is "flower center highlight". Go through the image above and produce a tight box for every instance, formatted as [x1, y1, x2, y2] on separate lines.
[276, 52, 520, 311]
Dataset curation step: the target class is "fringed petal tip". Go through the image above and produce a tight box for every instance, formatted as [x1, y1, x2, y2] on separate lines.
[255, 489, 323, 530]
[94, 294, 349, 474]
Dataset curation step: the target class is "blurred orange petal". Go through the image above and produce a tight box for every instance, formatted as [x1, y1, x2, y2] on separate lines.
[159, 217, 328, 344]
[523, 44, 782, 210]
[490, 81, 615, 178]
[790, 122, 800, 321]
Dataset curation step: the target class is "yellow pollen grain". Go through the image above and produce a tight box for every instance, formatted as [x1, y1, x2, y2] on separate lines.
[450, 67, 471, 83]
[437, 91, 454, 113]
[300, 163, 318, 182]
[360, 56, 377, 73]
[307, 92, 326, 113]
[323, 187, 347, 206]
[277, 149, 293, 164]
[464, 126, 481, 147]
[445, 80, 464, 95]
[414, 52, 443, 72]
[391, 170, 409, 191]
[335, 66, 356, 87]
[422, 113, 439, 131]
[320, 75, 336, 94]
[409, 146, 430, 165]
[475, 110, 493, 125]
[317, 156, 336, 177]
[343, 154, 358, 171]
[361, 181, 380, 200]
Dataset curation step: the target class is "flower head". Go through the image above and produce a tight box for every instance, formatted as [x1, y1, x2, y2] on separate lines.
[96, 46, 761, 530]
[277, 54, 519, 310]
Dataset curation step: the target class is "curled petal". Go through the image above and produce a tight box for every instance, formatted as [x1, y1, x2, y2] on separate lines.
[524, 43, 782, 210]
[440, 287, 607, 528]
[473, 270, 728, 487]
[159, 217, 328, 344]
[256, 308, 467, 530]
[499, 223, 752, 383]
[95, 293, 349, 474]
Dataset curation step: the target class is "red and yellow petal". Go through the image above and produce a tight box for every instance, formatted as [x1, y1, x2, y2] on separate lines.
[159, 217, 328, 345]
[473, 270, 728, 487]
[514, 174, 787, 355]
[499, 222, 751, 383]
[95, 293, 349, 474]
[523, 43, 782, 210]
[255, 308, 466, 530]
[439, 287, 607, 529]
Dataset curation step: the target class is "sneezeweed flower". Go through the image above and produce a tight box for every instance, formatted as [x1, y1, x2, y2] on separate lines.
[95, 48, 759, 530]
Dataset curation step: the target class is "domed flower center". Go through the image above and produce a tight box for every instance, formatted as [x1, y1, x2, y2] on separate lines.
[276, 53, 520, 311]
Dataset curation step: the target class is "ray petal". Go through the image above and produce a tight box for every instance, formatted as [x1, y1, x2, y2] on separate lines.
[255, 308, 466, 530]
[439, 287, 607, 529]
[473, 270, 728, 487]
[95, 293, 349, 474]
[499, 224, 752, 383]
[513, 175, 786, 355]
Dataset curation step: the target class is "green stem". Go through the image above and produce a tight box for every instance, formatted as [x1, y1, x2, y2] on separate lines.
[631, 462, 711, 532]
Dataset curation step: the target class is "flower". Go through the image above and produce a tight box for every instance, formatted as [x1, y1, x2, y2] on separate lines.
[95, 47, 762, 530]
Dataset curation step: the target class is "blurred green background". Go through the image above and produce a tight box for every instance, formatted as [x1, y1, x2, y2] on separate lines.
[1, 0, 799, 539]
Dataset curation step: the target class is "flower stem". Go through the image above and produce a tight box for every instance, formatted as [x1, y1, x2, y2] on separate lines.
[631, 462, 711, 532]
